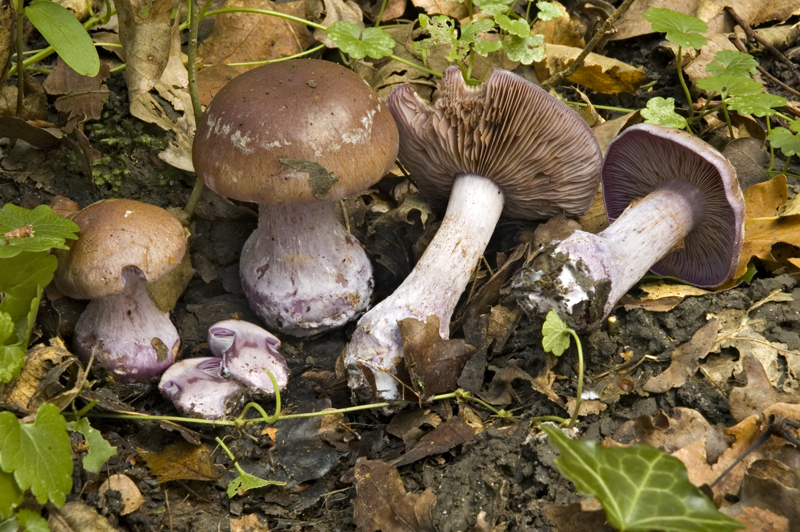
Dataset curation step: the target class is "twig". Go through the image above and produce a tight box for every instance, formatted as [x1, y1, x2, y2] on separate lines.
[183, 0, 206, 219]
[730, 34, 800, 98]
[541, 0, 635, 88]
[724, 6, 800, 87]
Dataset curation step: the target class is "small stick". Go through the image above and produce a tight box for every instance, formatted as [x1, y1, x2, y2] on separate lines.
[730, 35, 800, 98]
[541, 0, 635, 88]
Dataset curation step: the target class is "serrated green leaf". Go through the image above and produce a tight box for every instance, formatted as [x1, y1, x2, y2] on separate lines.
[460, 18, 495, 43]
[326, 22, 395, 60]
[503, 33, 544, 64]
[536, 1, 563, 20]
[0, 204, 80, 259]
[0, 403, 72, 507]
[496, 14, 530, 38]
[705, 50, 758, 78]
[542, 425, 745, 532]
[227, 470, 282, 498]
[696, 74, 762, 98]
[0, 313, 13, 345]
[0, 346, 25, 384]
[25, 0, 100, 77]
[542, 310, 571, 356]
[414, 15, 459, 63]
[641, 97, 688, 129]
[728, 92, 786, 117]
[66, 418, 117, 474]
[0, 470, 22, 520]
[643, 8, 707, 50]
[768, 127, 800, 157]
[473, 39, 503, 56]
[16, 509, 49, 532]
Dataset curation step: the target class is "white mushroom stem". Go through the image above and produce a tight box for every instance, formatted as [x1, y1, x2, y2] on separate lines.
[345, 173, 504, 401]
[514, 179, 703, 327]
[240, 201, 373, 336]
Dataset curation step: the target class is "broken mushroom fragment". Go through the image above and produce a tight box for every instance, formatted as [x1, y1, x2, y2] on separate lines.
[509, 123, 745, 329]
[158, 357, 245, 419]
[54, 199, 187, 382]
[193, 59, 399, 336]
[208, 319, 289, 396]
[345, 66, 603, 401]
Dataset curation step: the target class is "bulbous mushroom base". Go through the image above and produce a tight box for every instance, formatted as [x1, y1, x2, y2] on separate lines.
[241, 202, 373, 336]
[73, 266, 180, 383]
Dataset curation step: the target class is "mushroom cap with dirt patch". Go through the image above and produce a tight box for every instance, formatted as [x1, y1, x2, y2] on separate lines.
[54, 199, 187, 300]
[602, 123, 745, 287]
[387, 66, 603, 219]
[192, 59, 399, 205]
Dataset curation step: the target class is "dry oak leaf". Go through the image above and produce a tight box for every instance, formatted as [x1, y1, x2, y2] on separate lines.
[197, 0, 311, 72]
[138, 442, 219, 482]
[534, 44, 645, 94]
[643, 318, 719, 393]
[42, 58, 110, 132]
[412, 0, 466, 18]
[353, 458, 437, 532]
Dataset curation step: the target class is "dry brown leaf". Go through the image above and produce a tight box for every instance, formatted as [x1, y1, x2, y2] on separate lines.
[723, 138, 770, 190]
[534, 44, 646, 94]
[389, 416, 475, 467]
[0, 2, 13, 86]
[49, 502, 118, 532]
[412, 0, 466, 18]
[565, 397, 607, 417]
[43, 58, 111, 132]
[197, 0, 311, 72]
[638, 282, 710, 300]
[138, 442, 219, 482]
[643, 318, 719, 393]
[314, 0, 364, 48]
[544, 502, 615, 532]
[353, 458, 437, 532]
[723, 505, 789, 532]
[231, 513, 271, 531]
[378, 0, 407, 22]
[531, 1, 584, 47]
[727, 353, 785, 422]
[97, 474, 144, 515]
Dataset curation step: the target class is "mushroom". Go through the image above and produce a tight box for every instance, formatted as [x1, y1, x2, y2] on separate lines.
[207, 319, 289, 396]
[344, 67, 603, 401]
[509, 123, 746, 329]
[192, 59, 399, 336]
[53, 199, 187, 382]
[158, 357, 245, 419]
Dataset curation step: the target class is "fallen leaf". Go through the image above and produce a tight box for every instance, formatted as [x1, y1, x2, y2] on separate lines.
[482, 358, 562, 407]
[532, 0, 585, 47]
[197, 0, 311, 72]
[97, 474, 144, 515]
[196, 63, 242, 106]
[353, 458, 437, 532]
[722, 505, 788, 532]
[722, 138, 770, 190]
[412, 0, 466, 18]
[386, 408, 442, 448]
[638, 282, 710, 300]
[314, 0, 364, 48]
[740, 465, 800, 526]
[49, 501, 117, 532]
[389, 416, 475, 467]
[643, 319, 719, 393]
[534, 43, 646, 94]
[42, 58, 111, 132]
[138, 442, 219, 482]
[231, 513, 271, 532]
[565, 397, 607, 417]
[544, 502, 615, 532]
[727, 353, 785, 422]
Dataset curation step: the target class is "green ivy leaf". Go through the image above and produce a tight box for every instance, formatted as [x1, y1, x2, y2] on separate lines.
[24, 0, 100, 77]
[0, 403, 72, 507]
[542, 310, 571, 356]
[641, 97, 688, 129]
[503, 33, 544, 64]
[705, 50, 759, 78]
[326, 22, 395, 60]
[542, 425, 745, 532]
[66, 418, 117, 474]
[643, 8, 707, 50]
[536, 1, 564, 21]
[496, 14, 530, 38]
[768, 127, 800, 157]
[728, 92, 786, 117]
[0, 470, 22, 520]
[226, 470, 282, 498]
[0, 204, 79, 259]
[16, 509, 49, 532]
[696, 74, 762, 99]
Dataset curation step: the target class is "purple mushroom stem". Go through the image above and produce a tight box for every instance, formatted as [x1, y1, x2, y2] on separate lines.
[345, 173, 504, 400]
[74, 266, 180, 382]
[159, 357, 245, 419]
[240, 201, 373, 337]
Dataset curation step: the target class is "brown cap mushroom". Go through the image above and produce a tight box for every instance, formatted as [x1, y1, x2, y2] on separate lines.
[54, 199, 187, 382]
[509, 123, 746, 329]
[192, 59, 399, 336]
[345, 66, 603, 401]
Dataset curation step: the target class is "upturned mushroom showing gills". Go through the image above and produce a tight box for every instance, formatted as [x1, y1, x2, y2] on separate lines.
[53, 199, 187, 382]
[159, 357, 246, 419]
[193, 59, 399, 337]
[509, 123, 746, 330]
[345, 66, 604, 401]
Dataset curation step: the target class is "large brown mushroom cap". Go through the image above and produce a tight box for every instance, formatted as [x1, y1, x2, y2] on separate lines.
[386, 66, 603, 219]
[193, 59, 399, 205]
[602, 123, 745, 287]
[54, 199, 188, 300]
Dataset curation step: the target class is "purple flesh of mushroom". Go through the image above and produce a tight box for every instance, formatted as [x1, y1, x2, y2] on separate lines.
[240, 202, 373, 337]
[74, 266, 180, 382]
[509, 123, 745, 330]
[158, 357, 245, 419]
[208, 319, 289, 396]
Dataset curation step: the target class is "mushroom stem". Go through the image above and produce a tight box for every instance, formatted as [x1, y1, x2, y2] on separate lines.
[240, 201, 373, 336]
[345, 173, 504, 401]
[512, 179, 704, 328]
[74, 267, 180, 382]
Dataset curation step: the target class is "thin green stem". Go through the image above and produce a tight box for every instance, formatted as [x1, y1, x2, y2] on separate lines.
[567, 101, 637, 113]
[207, 44, 324, 67]
[720, 99, 735, 139]
[201, 8, 327, 29]
[767, 118, 776, 172]
[374, 0, 389, 27]
[675, 45, 695, 122]
[565, 329, 584, 429]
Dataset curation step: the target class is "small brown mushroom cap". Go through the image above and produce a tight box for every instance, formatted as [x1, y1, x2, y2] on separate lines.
[193, 59, 399, 205]
[602, 123, 745, 287]
[54, 199, 187, 300]
[387, 66, 603, 219]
